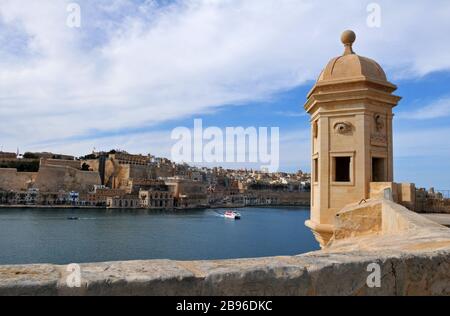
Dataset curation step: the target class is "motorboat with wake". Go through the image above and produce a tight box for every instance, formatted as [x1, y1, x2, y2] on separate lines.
[223, 210, 241, 220]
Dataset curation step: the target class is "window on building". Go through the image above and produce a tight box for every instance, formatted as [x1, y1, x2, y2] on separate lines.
[313, 158, 319, 182]
[372, 158, 386, 182]
[334, 157, 351, 182]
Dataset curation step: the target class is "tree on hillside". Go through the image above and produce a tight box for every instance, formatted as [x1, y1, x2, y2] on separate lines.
[23, 152, 39, 159]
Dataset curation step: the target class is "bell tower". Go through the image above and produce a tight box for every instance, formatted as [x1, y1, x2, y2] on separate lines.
[304, 31, 401, 247]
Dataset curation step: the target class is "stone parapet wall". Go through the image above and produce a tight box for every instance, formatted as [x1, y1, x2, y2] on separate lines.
[0, 249, 449, 296]
[40, 158, 81, 170]
[0, 200, 449, 296]
[369, 182, 416, 211]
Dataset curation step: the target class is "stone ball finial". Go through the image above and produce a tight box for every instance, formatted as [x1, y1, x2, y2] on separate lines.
[341, 30, 356, 45]
[341, 30, 356, 55]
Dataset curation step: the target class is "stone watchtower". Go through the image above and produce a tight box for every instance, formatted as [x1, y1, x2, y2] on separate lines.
[304, 31, 402, 247]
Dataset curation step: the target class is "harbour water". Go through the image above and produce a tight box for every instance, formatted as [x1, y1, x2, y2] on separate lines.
[0, 207, 319, 265]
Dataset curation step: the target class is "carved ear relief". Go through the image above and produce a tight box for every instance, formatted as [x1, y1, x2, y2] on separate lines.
[334, 122, 353, 134]
[313, 121, 318, 138]
[374, 113, 385, 132]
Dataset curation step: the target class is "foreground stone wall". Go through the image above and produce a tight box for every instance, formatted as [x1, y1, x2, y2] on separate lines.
[0, 200, 449, 296]
[1, 249, 449, 296]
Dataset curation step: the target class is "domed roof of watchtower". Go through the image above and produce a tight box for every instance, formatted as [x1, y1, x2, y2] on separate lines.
[305, 30, 400, 113]
[317, 30, 388, 83]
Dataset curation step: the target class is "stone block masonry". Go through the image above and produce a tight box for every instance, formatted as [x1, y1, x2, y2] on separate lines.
[0, 168, 37, 191]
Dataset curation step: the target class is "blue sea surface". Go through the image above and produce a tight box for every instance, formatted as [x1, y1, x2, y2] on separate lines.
[0, 207, 319, 265]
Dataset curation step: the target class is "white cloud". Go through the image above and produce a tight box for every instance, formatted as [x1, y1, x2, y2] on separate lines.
[395, 127, 450, 158]
[398, 97, 450, 120]
[1, 0, 450, 155]
[26, 129, 175, 159]
[394, 126, 450, 188]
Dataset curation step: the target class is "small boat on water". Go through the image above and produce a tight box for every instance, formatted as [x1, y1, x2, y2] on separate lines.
[67, 217, 79, 221]
[224, 211, 241, 220]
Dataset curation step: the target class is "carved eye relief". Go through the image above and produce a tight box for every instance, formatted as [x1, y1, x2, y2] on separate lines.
[334, 122, 353, 134]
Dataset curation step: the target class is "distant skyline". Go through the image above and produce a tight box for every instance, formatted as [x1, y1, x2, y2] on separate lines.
[1, 1, 450, 188]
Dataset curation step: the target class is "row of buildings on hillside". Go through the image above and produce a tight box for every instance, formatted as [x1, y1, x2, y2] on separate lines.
[0, 150, 311, 210]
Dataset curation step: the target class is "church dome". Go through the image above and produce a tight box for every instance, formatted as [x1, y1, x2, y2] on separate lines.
[317, 30, 387, 83]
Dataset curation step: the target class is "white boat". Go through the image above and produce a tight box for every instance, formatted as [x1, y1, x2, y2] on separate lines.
[224, 211, 241, 220]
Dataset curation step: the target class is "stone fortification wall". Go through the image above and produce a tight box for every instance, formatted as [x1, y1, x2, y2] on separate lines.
[40, 159, 81, 170]
[0, 169, 37, 191]
[34, 165, 101, 193]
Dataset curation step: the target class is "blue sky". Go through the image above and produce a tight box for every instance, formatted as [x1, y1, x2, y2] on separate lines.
[1, 0, 450, 189]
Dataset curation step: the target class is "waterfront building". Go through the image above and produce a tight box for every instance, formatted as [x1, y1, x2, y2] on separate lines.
[80, 188, 127, 206]
[37, 192, 64, 205]
[139, 190, 174, 210]
[125, 179, 168, 194]
[165, 177, 208, 209]
[109, 152, 151, 166]
[68, 191, 80, 204]
[106, 195, 141, 209]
